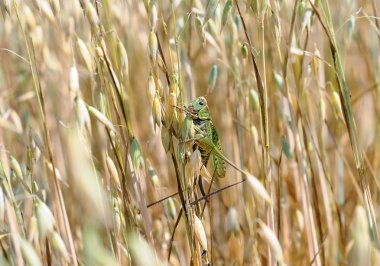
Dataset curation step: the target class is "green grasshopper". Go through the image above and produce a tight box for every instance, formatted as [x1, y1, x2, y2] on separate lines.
[148, 97, 270, 262]
[186, 96, 252, 178]
[147, 96, 253, 208]
[186, 96, 226, 179]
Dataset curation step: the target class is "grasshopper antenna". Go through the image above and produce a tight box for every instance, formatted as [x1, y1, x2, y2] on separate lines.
[146, 178, 247, 208]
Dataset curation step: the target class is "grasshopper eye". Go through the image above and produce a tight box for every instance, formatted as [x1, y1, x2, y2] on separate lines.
[199, 98, 205, 106]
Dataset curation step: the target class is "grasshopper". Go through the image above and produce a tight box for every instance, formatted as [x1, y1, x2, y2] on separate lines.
[186, 96, 254, 179]
[186, 96, 226, 179]
[147, 96, 255, 209]
[148, 96, 268, 262]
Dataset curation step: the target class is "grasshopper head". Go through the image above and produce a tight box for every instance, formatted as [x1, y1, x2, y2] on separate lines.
[187, 97, 210, 120]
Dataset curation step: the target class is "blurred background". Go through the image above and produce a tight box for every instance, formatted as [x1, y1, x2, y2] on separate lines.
[0, 0, 379, 265]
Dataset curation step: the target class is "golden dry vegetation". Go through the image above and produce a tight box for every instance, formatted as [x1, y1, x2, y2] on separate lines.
[0, 0, 379, 265]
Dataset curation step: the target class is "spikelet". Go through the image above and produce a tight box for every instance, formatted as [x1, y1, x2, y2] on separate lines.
[161, 125, 171, 152]
[19, 236, 42, 266]
[37, 0, 55, 23]
[207, 19, 218, 38]
[246, 175, 271, 204]
[148, 0, 158, 32]
[31, 26, 44, 49]
[153, 219, 163, 239]
[300, 2, 311, 34]
[95, 46, 104, 59]
[28, 216, 38, 242]
[23, 5, 36, 31]
[87, 105, 116, 132]
[195, 14, 205, 45]
[166, 197, 177, 220]
[76, 37, 93, 74]
[235, 45, 244, 69]
[156, 78, 165, 99]
[106, 156, 121, 191]
[203, 0, 219, 25]
[332, 91, 343, 119]
[10, 156, 23, 181]
[45, 160, 63, 182]
[0, 110, 22, 134]
[36, 200, 56, 239]
[85, 2, 100, 30]
[295, 209, 304, 232]
[249, 89, 259, 113]
[69, 64, 79, 100]
[10, 110, 23, 134]
[146, 74, 156, 106]
[50, 231, 69, 262]
[273, 71, 284, 91]
[319, 94, 326, 122]
[241, 43, 248, 59]
[75, 97, 91, 134]
[258, 220, 284, 263]
[170, 80, 179, 96]
[312, 46, 321, 77]
[117, 40, 129, 81]
[152, 96, 162, 128]
[221, 0, 232, 30]
[171, 110, 179, 136]
[226, 207, 240, 237]
[193, 214, 208, 253]
[148, 31, 158, 65]
[208, 64, 218, 93]
[147, 164, 159, 188]
[166, 92, 177, 126]
[113, 206, 121, 236]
